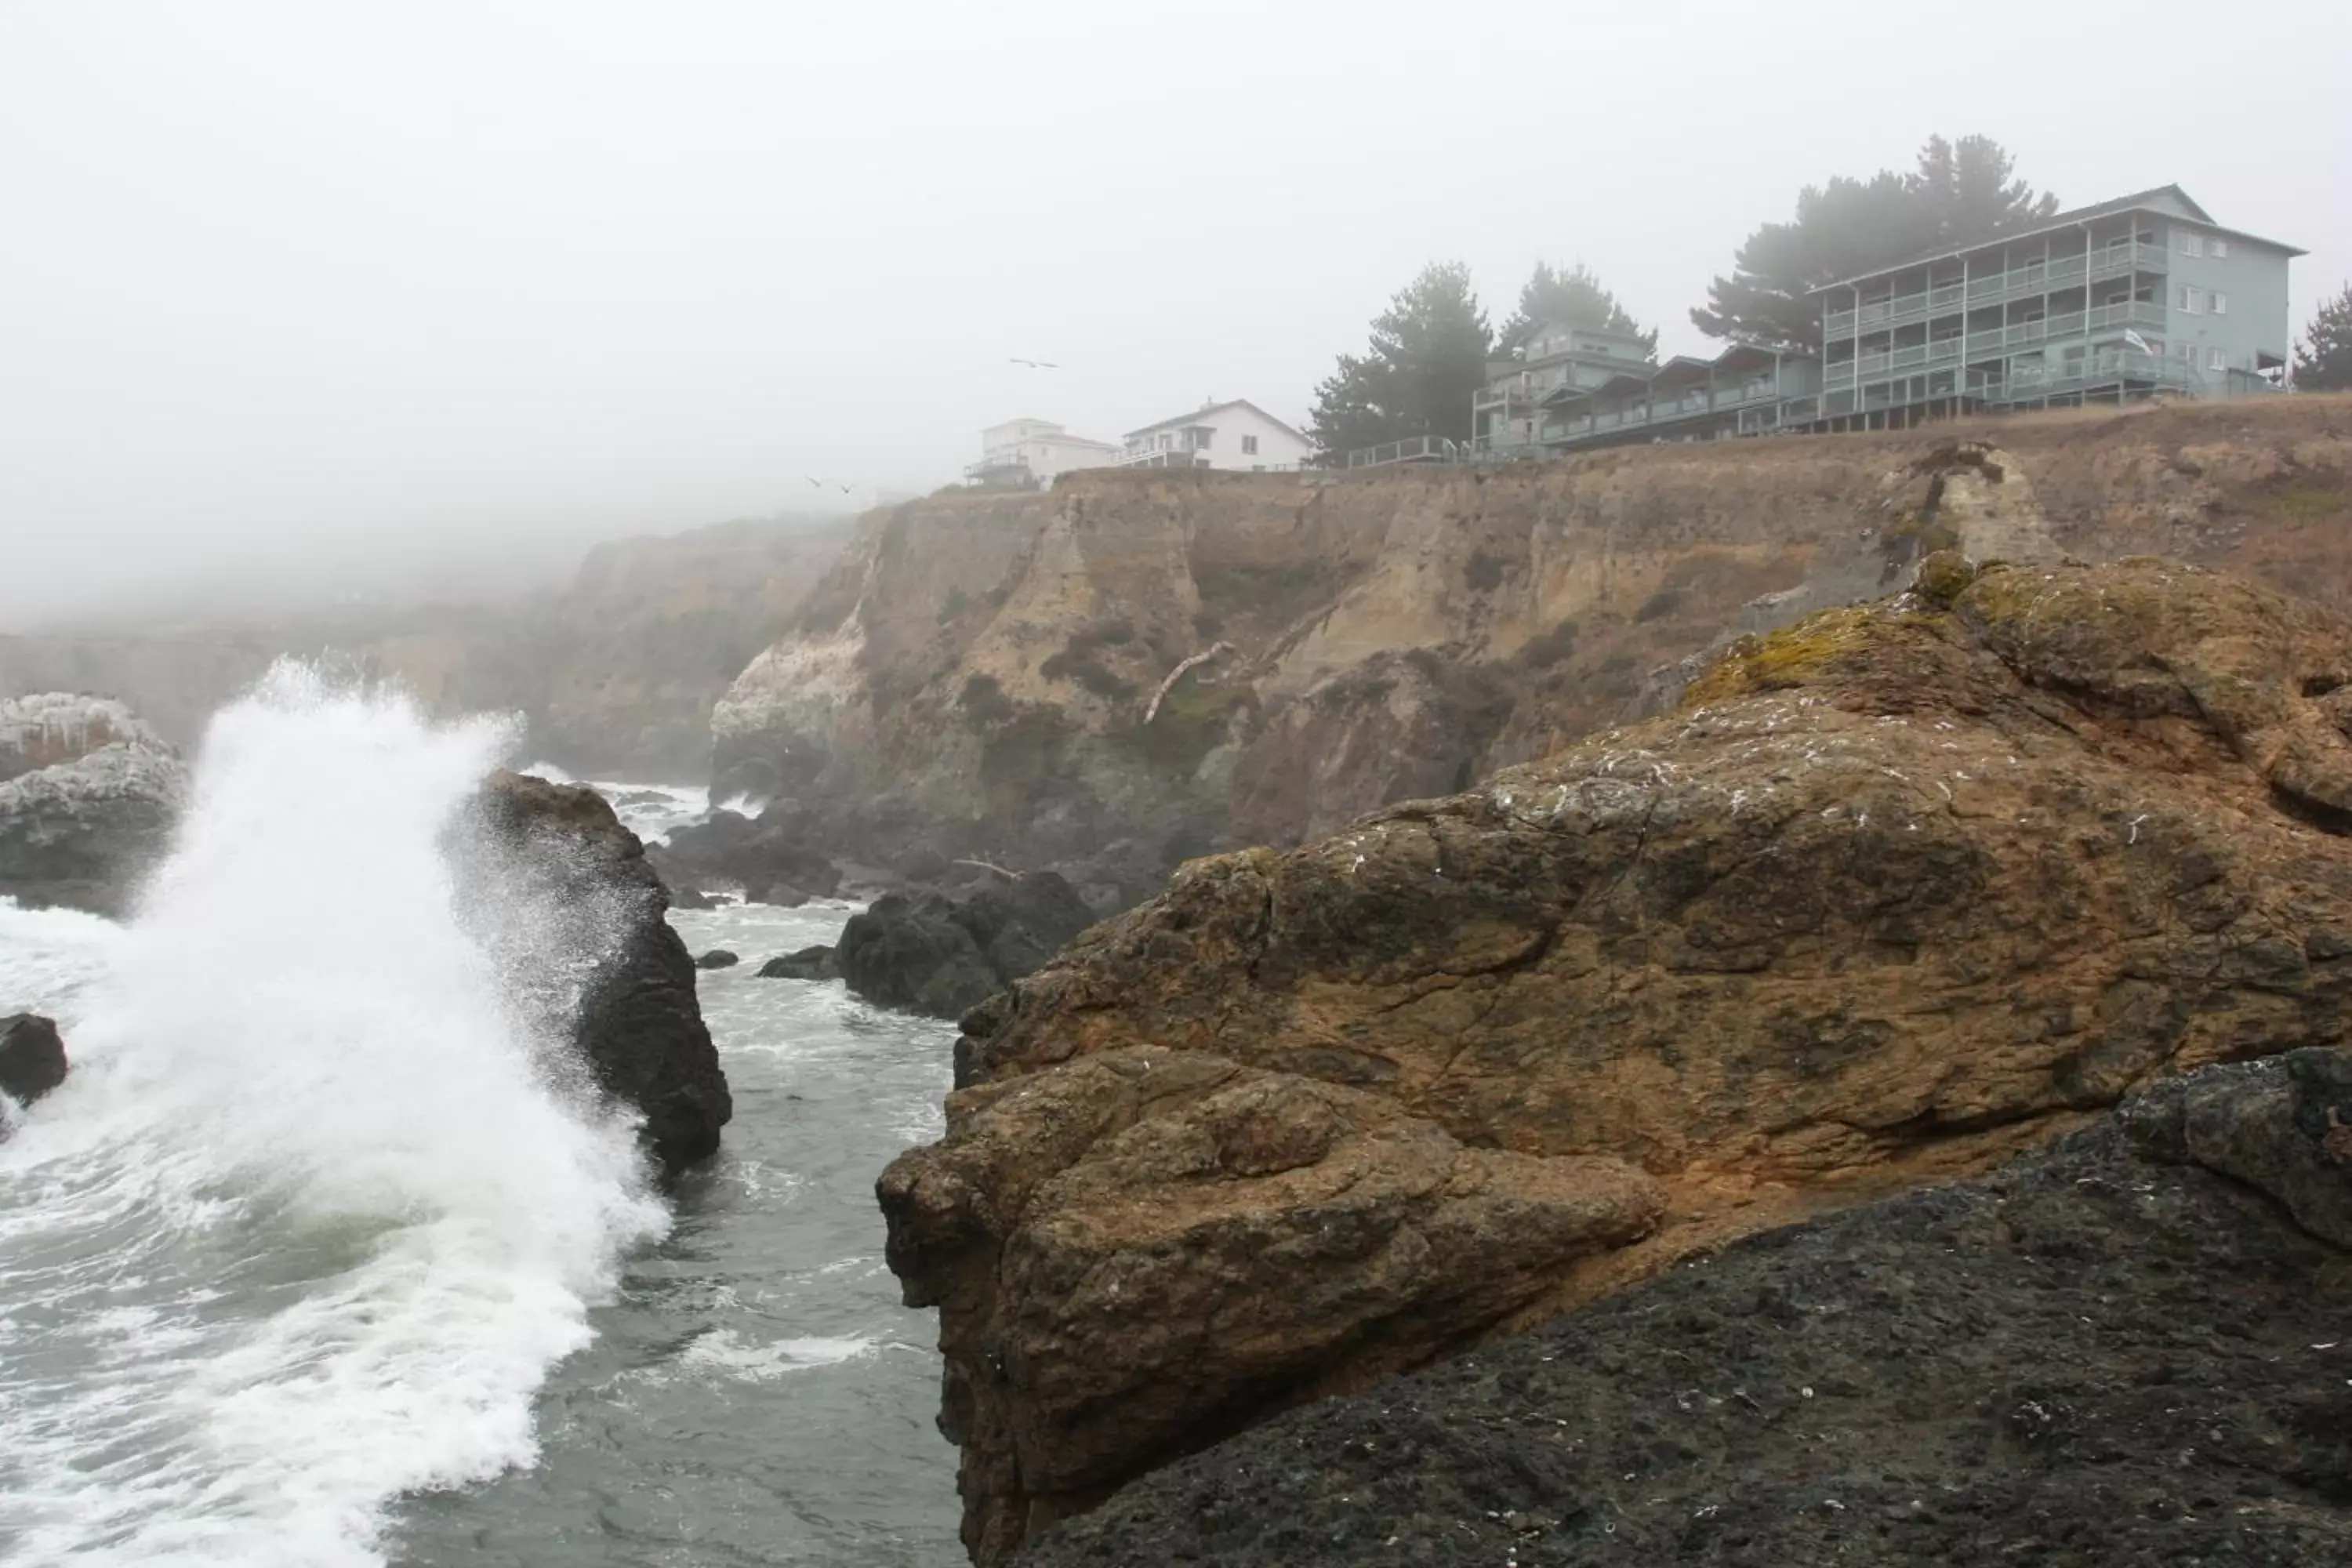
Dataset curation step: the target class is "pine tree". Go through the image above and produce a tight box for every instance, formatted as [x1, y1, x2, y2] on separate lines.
[2294, 283, 2352, 392]
[1692, 136, 2058, 351]
[1496, 262, 1655, 358]
[1309, 262, 1492, 459]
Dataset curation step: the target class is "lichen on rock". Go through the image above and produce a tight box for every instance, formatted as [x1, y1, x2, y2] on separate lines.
[880, 557, 2352, 1563]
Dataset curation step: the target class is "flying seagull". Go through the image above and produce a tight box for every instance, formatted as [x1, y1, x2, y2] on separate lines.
[838, 484, 854, 495]
[1008, 357, 1059, 369]
[805, 476, 824, 488]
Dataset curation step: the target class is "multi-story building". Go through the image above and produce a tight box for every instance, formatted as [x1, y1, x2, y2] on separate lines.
[1472, 323, 1657, 454]
[1470, 184, 2297, 456]
[1815, 184, 2300, 427]
[1472, 325, 1822, 454]
[964, 418, 1122, 488]
[1119, 399, 1316, 470]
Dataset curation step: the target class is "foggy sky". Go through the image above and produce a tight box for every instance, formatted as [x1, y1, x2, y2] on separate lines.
[5, 1, 2347, 627]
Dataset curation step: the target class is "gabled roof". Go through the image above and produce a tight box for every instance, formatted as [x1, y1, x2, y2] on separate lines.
[1810, 184, 2304, 295]
[1646, 354, 1722, 394]
[1123, 398, 1310, 445]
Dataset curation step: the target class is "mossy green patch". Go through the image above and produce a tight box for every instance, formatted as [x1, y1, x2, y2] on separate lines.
[1134, 673, 1247, 776]
[1679, 605, 1889, 708]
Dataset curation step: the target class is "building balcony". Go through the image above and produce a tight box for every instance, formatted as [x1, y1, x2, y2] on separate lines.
[1824, 243, 2168, 338]
[964, 454, 1033, 481]
[1474, 379, 1553, 413]
[1827, 300, 2168, 389]
[1117, 448, 1207, 469]
[1979, 347, 2198, 403]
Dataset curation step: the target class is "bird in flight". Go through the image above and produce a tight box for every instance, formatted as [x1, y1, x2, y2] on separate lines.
[1008, 357, 1058, 369]
[805, 476, 825, 488]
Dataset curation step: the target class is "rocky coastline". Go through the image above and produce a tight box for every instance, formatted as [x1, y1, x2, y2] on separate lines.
[882, 553, 2352, 1561]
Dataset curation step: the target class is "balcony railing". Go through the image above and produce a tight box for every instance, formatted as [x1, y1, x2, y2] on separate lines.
[1824, 243, 2168, 337]
[1344, 434, 1462, 469]
[1977, 347, 2198, 402]
[1827, 300, 2169, 388]
[962, 455, 1033, 480]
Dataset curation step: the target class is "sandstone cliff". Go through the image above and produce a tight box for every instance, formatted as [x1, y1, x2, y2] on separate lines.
[0, 517, 851, 779]
[716, 399, 2350, 879]
[880, 554, 2352, 1561]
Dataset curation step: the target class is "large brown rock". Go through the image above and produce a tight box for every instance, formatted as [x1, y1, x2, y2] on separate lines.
[880, 556, 2352, 1562]
[1020, 1050, 2352, 1567]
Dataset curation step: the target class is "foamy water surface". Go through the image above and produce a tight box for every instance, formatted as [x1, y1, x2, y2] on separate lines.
[0, 684, 960, 1565]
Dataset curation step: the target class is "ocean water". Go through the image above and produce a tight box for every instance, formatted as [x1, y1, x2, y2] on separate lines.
[0, 686, 960, 1566]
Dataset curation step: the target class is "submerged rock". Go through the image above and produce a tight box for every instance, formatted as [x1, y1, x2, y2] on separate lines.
[883, 557, 2352, 1561]
[839, 873, 1094, 1019]
[1022, 1051, 2352, 1566]
[0, 694, 187, 916]
[694, 949, 739, 971]
[0, 1013, 68, 1105]
[463, 770, 731, 1175]
[758, 946, 839, 982]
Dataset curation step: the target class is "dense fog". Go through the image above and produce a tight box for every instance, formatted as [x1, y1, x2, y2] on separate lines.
[2, 0, 2345, 627]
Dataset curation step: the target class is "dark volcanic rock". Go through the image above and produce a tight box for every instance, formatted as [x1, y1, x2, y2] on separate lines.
[645, 848, 718, 910]
[662, 804, 843, 899]
[0, 1014, 69, 1105]
[694, 949, 739, 971]
[0, 694, 187, 916]
[1022, 1051, 2352, 1568]
[759, 946, 839, 982]
[839, 873, 1094, 1019]
[466, 770, 732, 1174]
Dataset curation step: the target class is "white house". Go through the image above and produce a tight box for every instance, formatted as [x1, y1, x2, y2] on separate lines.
[965, 418, 1122, 487]
[1118, 400, 1316, 471]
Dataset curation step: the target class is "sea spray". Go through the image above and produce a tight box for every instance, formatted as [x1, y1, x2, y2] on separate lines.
[0, 663, 666, 1568]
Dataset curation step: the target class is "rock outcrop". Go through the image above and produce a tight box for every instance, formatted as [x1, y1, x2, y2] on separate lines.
[463, 770, 731, 1174]
[659, 804, 844, 903]
[0, 1013, 69, 1106]
[839, 873, 1096, 1019]
[0, 694, 188, 915]
[1, 514, 853, 779]
[1020, 1048, 2352, 1567]
[758, 945, 840, 982]
[881, 555, 2352, 1561]
[719, 401, 2350, 884]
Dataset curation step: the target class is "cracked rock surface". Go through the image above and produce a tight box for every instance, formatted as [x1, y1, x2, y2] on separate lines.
[1022, 1049, 2352, 1566]
[880, 557, 2352, 1563]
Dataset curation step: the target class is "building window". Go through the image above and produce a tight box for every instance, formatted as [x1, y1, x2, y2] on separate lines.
[2211, 291, 2228, 315]
[1241, 435, 1259, 455]
[2208, 347, 2227, 372]
[2176, 285, 2205, 314]
[2177, 231, 2204, 257]
[2210, 239, 2229, 258]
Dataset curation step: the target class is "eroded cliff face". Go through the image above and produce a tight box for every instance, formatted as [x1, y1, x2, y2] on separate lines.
[716, 399, 2352, 874]
[0, 517, 851, 779]
[879, 554, 2352, 1562]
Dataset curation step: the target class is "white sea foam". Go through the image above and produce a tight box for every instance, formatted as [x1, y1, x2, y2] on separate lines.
[675, 1327, 878, 1382]
[0, 664, 666, 1568]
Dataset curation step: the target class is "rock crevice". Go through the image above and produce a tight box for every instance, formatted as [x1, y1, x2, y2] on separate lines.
[883, 557, 2352, 1561]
